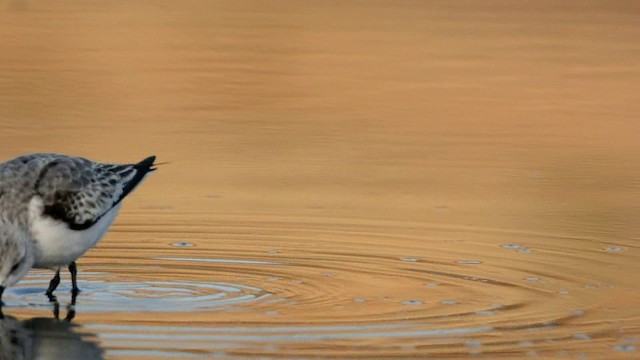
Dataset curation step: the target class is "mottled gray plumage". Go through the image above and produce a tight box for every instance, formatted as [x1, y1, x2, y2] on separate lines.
[0, 154, 154, 230]
[0, 153, 156, 303]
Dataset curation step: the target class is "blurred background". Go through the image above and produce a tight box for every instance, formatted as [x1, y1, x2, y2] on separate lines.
[0, 1, 637, 233]
[0, 1, 638, 358]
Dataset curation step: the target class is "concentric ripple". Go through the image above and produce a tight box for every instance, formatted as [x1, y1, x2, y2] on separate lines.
[4, 213, 638, 358]
[4, 272, 271, 313]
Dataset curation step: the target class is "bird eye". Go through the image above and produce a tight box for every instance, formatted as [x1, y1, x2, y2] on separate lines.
[10, 262, 20, 273]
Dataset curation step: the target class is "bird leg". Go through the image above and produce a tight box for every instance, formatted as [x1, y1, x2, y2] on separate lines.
[0, 286, 4, 318]
[69, 261, 80, 295]
[65, 297, 76, 321]
[46, 269, 61, 298]
[52, 300, 60, 319]
[50, 295, 76, 321]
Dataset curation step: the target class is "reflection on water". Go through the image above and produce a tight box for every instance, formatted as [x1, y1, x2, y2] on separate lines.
[0, 0, 638, 358]
[0, 312, 103, 360]
[3, 215, 639, 357]
[3, 273, 271, 313]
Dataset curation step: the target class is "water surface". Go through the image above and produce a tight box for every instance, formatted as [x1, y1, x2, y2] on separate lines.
[0, 0, 638, 358]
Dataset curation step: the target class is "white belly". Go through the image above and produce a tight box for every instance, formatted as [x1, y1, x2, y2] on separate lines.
[28, 197, 122, 268]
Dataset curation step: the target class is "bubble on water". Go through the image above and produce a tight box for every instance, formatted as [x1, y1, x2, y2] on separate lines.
[524, 277, 540, 282]
[501, 243, 533, 254]
[501, 244, 521, 250]
[475, 310, 496, 316]
[425, 282, 439, 287]
[442, 300, 458, 305]
[322, 272, 335, 277]
[402, 299, 423, 305]
[605, 246, 624, 252]
[614, 344, 637, 352]
[573, 309, 586, 316]
[559, 290, 570, 295]
[457, 260, 482, 265]
[267, 249, 280, 254]
[353, 298, 367, 303]
[264, 310, 279, 316]
[490, 303, 504, 309]
[292, 280, 304, 285]
[541, 322, 555, 329]
[267, 277, 280, 282]
[171, 242, 194, 248]
[466, 340, 482, 347]
[585, 284, 598, 289]
[400, 257, 420, 262]
[466, 340, 482, 354]
[519, 340, 533, 347]
[573, 333, 591, 340]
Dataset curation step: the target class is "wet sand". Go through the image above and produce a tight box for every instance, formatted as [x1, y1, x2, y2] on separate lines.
[0, 0, 638, 358]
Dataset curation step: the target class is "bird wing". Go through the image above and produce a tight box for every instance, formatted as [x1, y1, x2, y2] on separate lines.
[34, 156, 156, 230]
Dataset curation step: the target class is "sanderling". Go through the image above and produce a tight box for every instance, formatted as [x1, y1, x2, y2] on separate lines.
[0, 153, 156, 304]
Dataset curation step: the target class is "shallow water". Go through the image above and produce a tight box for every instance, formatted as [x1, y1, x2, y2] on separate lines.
[0, 0, 639, 358]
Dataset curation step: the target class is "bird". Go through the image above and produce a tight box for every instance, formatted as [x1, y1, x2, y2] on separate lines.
[0, 153, 156, 304]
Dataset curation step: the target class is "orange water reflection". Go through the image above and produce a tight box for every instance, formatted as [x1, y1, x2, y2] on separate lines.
[0, 1, 638, 358]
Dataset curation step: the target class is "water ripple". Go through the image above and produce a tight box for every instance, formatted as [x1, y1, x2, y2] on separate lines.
[3, 214, 636, 357]
[4, 276, 271, 313]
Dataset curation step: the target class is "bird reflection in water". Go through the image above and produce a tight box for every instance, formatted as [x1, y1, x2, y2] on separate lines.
[0, 298, 103, 360]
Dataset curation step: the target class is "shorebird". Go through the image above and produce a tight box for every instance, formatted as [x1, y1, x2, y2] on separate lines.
[0, 154, 156, 304]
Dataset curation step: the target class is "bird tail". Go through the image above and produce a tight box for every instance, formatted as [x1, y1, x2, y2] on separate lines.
[117, 155, 157, 202]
